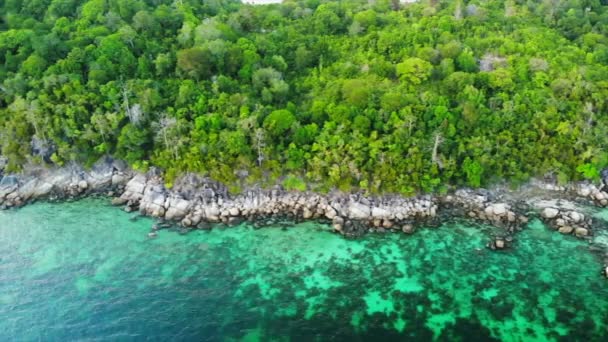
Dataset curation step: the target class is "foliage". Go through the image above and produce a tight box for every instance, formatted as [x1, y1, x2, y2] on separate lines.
[2, 0, 608, 195]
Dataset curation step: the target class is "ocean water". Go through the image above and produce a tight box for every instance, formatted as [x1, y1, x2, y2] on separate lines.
[1, 199, 608, 341]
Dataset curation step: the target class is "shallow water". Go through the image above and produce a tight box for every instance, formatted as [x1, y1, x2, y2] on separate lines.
[1, 199, 608, 341]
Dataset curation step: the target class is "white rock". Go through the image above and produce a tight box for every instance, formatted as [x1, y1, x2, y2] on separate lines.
[78, 180, 88, 190]
[371, 207, 390, 219]
[302, 208, 313, 219]
[348, 202, 371, 220]
[569, 211, 583, 223]
[204, 205, 220, 218]
[578, 186, 591, 198]
[575, 227, 589, 237]
[125, 175, 146, 194]
[541, 207, 559, 219]
[325, 206, 337, 220]
[492, 203, 508, 216]
[111, 174, 126, 186]
[33, 182, 53, 197]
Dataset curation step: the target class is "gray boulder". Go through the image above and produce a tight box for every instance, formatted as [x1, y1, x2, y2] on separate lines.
[541, 207, 559, 219]
[348, 202, 371, 220]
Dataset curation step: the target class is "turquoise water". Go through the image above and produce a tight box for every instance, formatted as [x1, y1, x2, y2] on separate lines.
[1, 199, 608, 341]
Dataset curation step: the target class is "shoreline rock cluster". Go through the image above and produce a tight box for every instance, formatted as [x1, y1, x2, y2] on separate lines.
[1, 157, 607, 245]
[540, 207, 591, 237]
[112, 169, 442, 237]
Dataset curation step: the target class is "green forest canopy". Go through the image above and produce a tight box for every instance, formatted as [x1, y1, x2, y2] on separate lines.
[1, 0, 608, 194]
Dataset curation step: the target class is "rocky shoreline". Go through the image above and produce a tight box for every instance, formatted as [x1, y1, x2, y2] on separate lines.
[2, 157, 608, 260]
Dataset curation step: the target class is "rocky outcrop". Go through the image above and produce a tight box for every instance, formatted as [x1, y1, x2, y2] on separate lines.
[6, 157, 608, 276]
[2, 156, 608, 244]
[538, 205, 592, 238]
[442, 189, 527, 232]
[108, 174, 443, 237]
[576, 183, 608, 208]
[0, 157, 130, 209]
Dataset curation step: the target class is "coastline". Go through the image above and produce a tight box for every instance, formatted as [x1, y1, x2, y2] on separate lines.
[1, 157, 608, 252]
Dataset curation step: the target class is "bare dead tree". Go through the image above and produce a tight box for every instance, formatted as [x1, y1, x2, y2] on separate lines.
[254, 128, 266, 167]
[505, 0, 516, 17]
[154, 113, 178, 160]
[432, 132, 444, 169]
[583, 102, 595, 136]
[454, 0, 463, 20]
[402, 113, 416, 137]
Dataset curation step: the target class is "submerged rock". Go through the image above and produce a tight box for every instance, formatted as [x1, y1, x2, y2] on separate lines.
[575, 228, 589, 238]
[402, 224, 414, 234]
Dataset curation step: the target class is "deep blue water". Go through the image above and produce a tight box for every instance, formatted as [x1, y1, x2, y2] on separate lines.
[1, 198, 608, 341]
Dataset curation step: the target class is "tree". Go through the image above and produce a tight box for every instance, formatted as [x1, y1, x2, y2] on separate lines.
[313, 4, 341, 34]
[21, 54, 47, 76]
[177, 48, 212, 80]
[463, 157, 483, 187]
[342, 79, 371, 107]
[263, 109, 296, 138]
[396, 58, 433, 85]
[116, 123, 151, 163]
[252, 67, 289, 103]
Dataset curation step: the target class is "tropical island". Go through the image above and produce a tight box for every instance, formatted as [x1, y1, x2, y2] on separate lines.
[2, 0, 608, 247]
[4, 1, 608, 340]
[2, 0, 608, 192]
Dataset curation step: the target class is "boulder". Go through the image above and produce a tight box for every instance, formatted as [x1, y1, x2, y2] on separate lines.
[574, 227, 589, 237]
[371, 207, 390, 219]
[228, 207, 240, 217]
[568, 211, 584, 224]
[348, 202, 371, 220]
[558, 226, 574, 234]
[578, 185, 592, 198]
[332, 216, 345, 226]
[111, 174, 127, 186]
[507, 211, 516, 222]
[541, 207, 559, 219]
[402, 224, 414, 234]
[121, 174, 146, 201]
[128, 175, 147, 190]
[16, 179, 40, 201]
[302, 208, 313, 219]
[204, 205, 220, 219]
[488, 203, 508, 217]
[164, 197, 190, 220]
[78, 180, 88, 190]
[324, 206, 337, 220]
[32, 182, 53, 197]
[111, 197, 128, 206]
